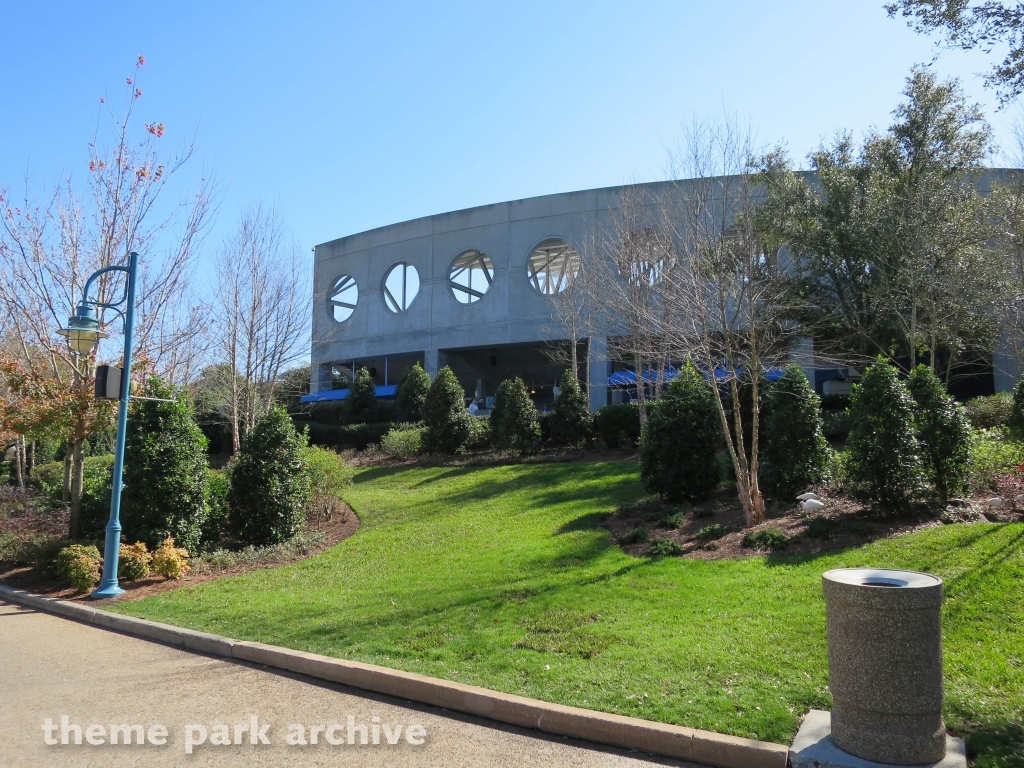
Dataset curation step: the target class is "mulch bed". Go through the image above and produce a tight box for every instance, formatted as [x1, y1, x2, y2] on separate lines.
[607, 490, 1024, 560]
[0, 502, 360, 604]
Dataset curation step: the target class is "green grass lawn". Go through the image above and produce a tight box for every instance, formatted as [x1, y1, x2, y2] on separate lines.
[112, 459, 1024, 767]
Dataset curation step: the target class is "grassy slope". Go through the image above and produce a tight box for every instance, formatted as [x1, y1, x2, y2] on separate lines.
[113, 460, 1024, 766]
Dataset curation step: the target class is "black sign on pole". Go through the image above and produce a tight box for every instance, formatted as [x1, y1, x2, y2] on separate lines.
[94, 365, 123, 400]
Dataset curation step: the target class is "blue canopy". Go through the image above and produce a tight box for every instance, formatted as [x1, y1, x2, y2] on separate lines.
[300, 384, 398, 403]
[608, 367, 785, 386]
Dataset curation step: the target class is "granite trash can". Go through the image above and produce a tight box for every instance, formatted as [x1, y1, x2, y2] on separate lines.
[822, 568, 946, 765]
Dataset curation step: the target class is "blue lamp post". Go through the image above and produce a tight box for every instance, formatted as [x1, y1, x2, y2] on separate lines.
[57, 251, 139, 599]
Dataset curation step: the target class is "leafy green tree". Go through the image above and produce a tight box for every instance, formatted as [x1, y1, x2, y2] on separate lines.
[548, 371, 592, 448]
[640, 364, 723, 502]
[422, 366, 471, 455]
[847, 358, 924, 511]
[760, 365, 829, 500]
[120, 377, 209, 554]
[887, 1, 1024, 105]
[1007, 378, 1024, 440]
[490, 378, 541, 455]
[908, 365, 972, 500]
[347, 367, 377, 424]
[396, 363, 431, 422]
[228, 405, 311, 546]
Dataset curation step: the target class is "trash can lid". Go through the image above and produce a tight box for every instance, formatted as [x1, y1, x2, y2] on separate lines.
[823, 568, 942, 589]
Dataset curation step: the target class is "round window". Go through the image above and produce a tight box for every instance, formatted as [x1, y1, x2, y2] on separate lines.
[381, 262, 420, 313]
[448, 249, 494, 304]
[328, 274, 358, 322]
[526, 238, 580, 295]
[621, 229, 673, 286]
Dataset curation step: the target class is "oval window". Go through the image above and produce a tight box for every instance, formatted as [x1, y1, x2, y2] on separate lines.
[328, 274, 358, 322]
[526, 238, 580, 295]
[381, 262, 420, 313]
[448, 249, 495, 304]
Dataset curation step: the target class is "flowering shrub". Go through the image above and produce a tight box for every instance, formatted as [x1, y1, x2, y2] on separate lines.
[55, 544, 102, 592]
[117, 542, 151, 580]
[151, 537, 190, 580]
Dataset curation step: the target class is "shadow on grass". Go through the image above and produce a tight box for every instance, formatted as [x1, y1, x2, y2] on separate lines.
[962, 719, 1024, 768]
[556, 512, 608, 534]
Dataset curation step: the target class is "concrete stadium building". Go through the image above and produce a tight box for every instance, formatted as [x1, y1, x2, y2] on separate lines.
[306, 177, 1014, 410]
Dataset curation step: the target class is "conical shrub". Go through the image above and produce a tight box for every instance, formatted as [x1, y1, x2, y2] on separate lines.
[490, 378, 541, 455]
[760, 364, 829, 500]
[549, 370, 593, 448]
[908, 365, 971, 500]
[396, 363, 431, 422]
[847, 358, 924, 511]
[422, 366, 472, 454]
[640, 363, 723, 502]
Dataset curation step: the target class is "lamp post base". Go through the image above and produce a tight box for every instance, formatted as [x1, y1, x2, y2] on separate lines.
[90, 583, 125, 600]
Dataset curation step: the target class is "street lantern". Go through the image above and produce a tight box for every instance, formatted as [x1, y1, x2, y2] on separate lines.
[59, 253, 140, 600]
[57, 302, 109, 355]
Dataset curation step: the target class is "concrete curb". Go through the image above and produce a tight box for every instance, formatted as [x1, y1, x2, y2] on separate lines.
[0, 584, 788, 768]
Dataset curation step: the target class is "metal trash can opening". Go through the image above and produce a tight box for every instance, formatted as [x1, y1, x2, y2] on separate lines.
[822, 568, 946, 765]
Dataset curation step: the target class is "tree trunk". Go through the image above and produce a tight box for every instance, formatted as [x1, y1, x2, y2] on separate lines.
[62, 449, 72, 504]
[27, 440, 35, 478]
[13, 436, 25, 488]
[68, 438, 85, 539]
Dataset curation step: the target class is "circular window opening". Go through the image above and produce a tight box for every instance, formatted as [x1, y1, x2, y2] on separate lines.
[621, 229, 673, 286]
[526, 238, 580, 295]
[328, 274, 358, 322]
[381, 262, 420, 313]
[448, 249, 495, 304]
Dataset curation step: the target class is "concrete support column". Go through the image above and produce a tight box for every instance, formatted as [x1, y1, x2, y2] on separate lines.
[315, 364, 333, 393]
[994, 331, 1021, 393]
[424, 349, 440, 378]
[790, 336, 816, 390]
[588, 335, 608, 412]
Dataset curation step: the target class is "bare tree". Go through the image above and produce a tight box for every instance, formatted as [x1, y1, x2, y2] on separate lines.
[658, 117, 801, 525]
[212, 204, 311, 453]
[0, 57, 214, 536]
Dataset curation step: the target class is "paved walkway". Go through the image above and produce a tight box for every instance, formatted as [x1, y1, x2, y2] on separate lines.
[0, 599, 694, 767]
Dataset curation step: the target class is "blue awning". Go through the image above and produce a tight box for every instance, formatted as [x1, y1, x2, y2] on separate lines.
[300, 384, 398, 403]
[608, 367, 785, 387]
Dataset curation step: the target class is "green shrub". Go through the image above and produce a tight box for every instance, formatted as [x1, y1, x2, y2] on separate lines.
[648, 537, 683, 557]
[847, 358, 924, 511]
[302, 445, 354, 495]
[822, 410, 854, 442]
[381, 426, 424, 459]
[760, 365, 829, 500]
[664, 511, 686, 528]
[490, 378, 542, 455]
[55, 543, 102, 591]
[548, 371, 593, 448]
[622, 527, 650, 544]
[640, 364, 723, 503]
[741, 526, 788, 550]
[120, 377, 209, 553]
[1008, 379, 1024, 440]
[29, 456, 115, 539]
[804, 515, 840, 540]
[228, 405, 311, 547]
[422, 366, 472, 455]
[347, 367, 378, 424]
[466, 417, 491, 450]
[202, 469, 229, 549]
[908, 365, 972, 500]
[594, 403, 641, 448]
[968, 428, 1024, 492]
[696, 523, 730, 542]
[965, 392, 1013, 430]
[117, 541, 152, 580]
[296, 420, 393, 451]
[31, 537, 71, 577]
[396, 363, 431, 422]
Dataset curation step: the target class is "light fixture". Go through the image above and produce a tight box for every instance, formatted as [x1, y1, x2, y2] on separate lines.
[57, 302, 108, 355]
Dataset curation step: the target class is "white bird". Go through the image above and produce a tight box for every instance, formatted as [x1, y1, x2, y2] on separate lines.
[986, 497, 1004, 507]
[801, 499, 826, 512]
[797, 492, 821, 502]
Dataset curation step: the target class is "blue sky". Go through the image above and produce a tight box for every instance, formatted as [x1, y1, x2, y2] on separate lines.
[1, 1, 1019, 256]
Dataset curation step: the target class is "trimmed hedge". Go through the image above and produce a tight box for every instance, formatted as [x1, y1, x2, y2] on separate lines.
[595, 403, 642, 448]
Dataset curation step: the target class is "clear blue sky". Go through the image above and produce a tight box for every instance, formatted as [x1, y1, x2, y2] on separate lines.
[1, 1, 1019, 256]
